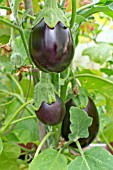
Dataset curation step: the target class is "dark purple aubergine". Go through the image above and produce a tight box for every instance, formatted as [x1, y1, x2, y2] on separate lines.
[61, 98, 99, 148]
[29, 19, 74, 73]
[35, 95, 66, 126]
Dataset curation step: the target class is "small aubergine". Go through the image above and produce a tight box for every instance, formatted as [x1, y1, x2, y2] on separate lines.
[61, 97, 99, 148]
[35, 95, 66, 126]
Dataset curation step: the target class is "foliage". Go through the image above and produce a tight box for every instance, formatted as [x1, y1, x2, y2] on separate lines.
[0, 0, 113, 169]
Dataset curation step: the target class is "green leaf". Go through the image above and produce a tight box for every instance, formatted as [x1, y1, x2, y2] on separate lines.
[29, 148, 67, 170]
[100, 122, 113, 142]
[34, 79, 56, 110]
[2, 142, 20, 159]
[5, 100, 38, 144]
[0, 138, 3, 155]
[0, 142, 20, 170]
[73, 86, 89, 108]
[75, 15, 86, 25]
[77, 5, 113, 24]
[68, 146, 113, 170]
[77, 74, 113, 118]
[13, 30, 30, 60]
[82, 43, 113, 64]
[100, 68, 113, 76]
[68, 107, 92, 140]
[108, 2, 113, 11]
[0, 155, 19, 170]
[0, 22, 10, 44]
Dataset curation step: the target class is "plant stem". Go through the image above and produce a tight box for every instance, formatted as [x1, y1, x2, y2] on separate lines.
[45, 0, 57, 8]
[24, 0, 34, 16]
[37, 121, 48, 151]
[61, 139, 75, 153]
[0, 17, 20, 30]
[52, 124, 62, 148]
[0, 89, 35, 116]
[51, 73, 59, 91]
[76, 140, 90, 170]
[2, 99, 33, 133]
[0, 6, 35, 20]
[76, 73, 113, 84]
[77, 3, 94, 13]
[34, 132, 54, 157]
[19, 145, 36, 153]
[25, 71, 31, 101]
[10, 115, 36, 125]
[0, 99, 15, 107]
[7, 74, 24, 97]
[60, 0, 66, 7]
[3, 108, 25, 136]
[19, 29, 33, 66]
[60, 83, 67, 102]
[70, 0, 76, 28]
[0, 17, 33, 66]
[101, 131, 113, 152]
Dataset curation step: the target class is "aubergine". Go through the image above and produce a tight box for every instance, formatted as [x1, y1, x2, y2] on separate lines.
[61, 98, 99, 148]
[29, 19, 74, 73]
[35, 95, 66, 126]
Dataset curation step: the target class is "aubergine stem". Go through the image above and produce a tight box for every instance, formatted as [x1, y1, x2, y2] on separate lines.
[34, 132, 55, 157]
[76, 140, 90, 170]
[70, 0, 76, 28]
[7, 73, 24, 97]
[44, 0, 57, 8]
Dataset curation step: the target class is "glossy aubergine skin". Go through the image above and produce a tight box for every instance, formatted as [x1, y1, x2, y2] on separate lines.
[61, 98, 99, 148]
[35, 95, 66, 126]
[29, 20, 74, 73]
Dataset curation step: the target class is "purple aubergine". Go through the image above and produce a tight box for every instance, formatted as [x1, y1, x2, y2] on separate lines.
[29, 19, 74, 73]
[61, 98, 99, 148]
[35, 95, 66, 126]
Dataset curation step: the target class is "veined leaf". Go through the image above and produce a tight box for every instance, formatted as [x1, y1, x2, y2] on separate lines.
[77, 74, 113, 118]
[29, 148, 67, 170]
[68, 146, 113, 170]
[69, 107, 92, 140]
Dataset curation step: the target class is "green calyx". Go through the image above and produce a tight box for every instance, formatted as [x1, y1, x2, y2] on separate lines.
[33, 72, 56, 110]
[32, 0, 69, 28]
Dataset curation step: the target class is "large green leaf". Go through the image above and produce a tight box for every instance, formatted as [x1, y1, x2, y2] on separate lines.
[100, 122, 113, 142]
[29, 148, 67, 170]
[77, 74, 113, 118]
[82, 43, 113, 64]
[77, 4, 113, 24]
[0, 142, 20, 170]
[5, 100, 38, 144]
[69, 107, 92, 140]
[2, 142, 20, 159]
[68, 146, 113, 170]
[0, 155, 19, 170]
